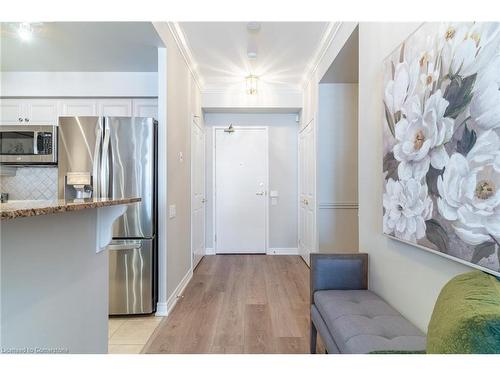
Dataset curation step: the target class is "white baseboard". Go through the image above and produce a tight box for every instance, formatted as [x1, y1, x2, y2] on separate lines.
[206, 248, 298, 255]
[155, 267, 193, 317]
[205, 248, 215, 255]
[155, 302, 168, 317]
[267, 248, 299, 255]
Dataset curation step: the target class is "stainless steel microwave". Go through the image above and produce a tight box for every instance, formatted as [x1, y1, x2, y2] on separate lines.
[0, 125, 57, 165]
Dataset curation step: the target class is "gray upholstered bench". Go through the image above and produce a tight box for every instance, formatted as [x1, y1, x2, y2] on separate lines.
[310, 253, 426, 354]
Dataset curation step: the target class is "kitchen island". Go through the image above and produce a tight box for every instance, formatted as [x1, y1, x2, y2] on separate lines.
[0, 197, 140, 354]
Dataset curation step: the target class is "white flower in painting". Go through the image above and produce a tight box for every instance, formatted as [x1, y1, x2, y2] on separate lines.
[384, 61, 419, 116]
[383, 178, 434, 242]
[419, 61, 440, 90]
[437, 130, 500, 245]
[440, 22, 500, 78]
[470, 55, 500, 131]
[393, 90, 455, 180]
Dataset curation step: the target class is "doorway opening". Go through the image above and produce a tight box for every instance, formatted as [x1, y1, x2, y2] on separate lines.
[204, 112, 299, 256]
[317, 25, 359, 253]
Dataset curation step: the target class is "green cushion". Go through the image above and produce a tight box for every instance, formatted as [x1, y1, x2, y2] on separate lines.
[369, 350, 426, 354]
[427, 271, 500, 354]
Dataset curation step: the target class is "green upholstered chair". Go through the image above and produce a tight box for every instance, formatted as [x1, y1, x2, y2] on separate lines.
[427, 271, 500, 354]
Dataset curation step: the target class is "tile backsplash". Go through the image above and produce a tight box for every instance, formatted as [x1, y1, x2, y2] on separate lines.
[0, 167, 58, 200]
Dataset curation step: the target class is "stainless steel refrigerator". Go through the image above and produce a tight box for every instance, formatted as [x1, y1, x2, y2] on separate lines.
[58, 116, 157, 315]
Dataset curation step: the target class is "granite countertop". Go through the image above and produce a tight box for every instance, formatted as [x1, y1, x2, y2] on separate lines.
[0, 197, 141, 221]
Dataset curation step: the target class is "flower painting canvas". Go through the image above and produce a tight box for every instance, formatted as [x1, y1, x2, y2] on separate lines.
[383, 22, 500, 276]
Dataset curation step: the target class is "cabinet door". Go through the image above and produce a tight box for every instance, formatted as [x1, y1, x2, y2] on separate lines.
[25, 99, 59, 125]
[99, 99, 132, 117]
[132, 99, 158, 119]
[0, 99, 25, 125]
[59, 99, 98, 117]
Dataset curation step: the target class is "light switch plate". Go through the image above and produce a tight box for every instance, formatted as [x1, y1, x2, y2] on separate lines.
[169, 204, 176, 219]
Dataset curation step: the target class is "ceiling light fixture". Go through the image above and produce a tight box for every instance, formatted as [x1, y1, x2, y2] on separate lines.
[17, 22, 33, 42]
[246, 75, 259, 95]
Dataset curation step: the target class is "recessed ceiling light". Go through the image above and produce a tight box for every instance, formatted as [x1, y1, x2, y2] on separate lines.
[247, 22, 261, 32]
[247, 51, 258, 60]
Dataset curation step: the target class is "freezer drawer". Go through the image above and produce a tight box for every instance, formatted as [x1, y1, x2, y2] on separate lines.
[108, 239, 154, 315]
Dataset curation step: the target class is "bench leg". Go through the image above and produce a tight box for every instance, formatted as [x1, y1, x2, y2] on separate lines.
[310, 321, 317, 354]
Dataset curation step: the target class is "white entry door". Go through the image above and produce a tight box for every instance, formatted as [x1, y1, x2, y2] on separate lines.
[191, 118, 206, 269]
[298, 119, 317, 265]
[215, 127, 268, 254]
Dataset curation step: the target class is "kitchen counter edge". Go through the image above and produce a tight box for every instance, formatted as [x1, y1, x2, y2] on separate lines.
[0, 197, 141, 221]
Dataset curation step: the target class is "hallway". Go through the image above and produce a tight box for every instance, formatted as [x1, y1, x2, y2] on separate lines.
[144, 255, 320, 353]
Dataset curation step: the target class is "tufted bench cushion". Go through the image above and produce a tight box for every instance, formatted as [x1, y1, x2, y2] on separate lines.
[313, 290, 426, 353]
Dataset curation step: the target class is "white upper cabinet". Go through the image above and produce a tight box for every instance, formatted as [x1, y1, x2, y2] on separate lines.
[59, 99, 98, 117]
[0, 99, 25, 125]
[1, 98, 158, 125]
[24, 99, 59, 125]
[99, 99, 132, 117]
[132, 99, 158, 119]
[0, 99, 58, 125]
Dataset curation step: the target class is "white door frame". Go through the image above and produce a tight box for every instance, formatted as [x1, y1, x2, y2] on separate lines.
[191, 114, 205, 269]
[212, 125, 270, 254]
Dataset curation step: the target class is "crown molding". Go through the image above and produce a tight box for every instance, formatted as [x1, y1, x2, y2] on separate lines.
[301, 22, 342, 88]
[167, 22, 203, 91]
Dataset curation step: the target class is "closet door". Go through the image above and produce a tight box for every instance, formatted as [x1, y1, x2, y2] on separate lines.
[191, 117, 206, 268]
[298, 118, 317, 266]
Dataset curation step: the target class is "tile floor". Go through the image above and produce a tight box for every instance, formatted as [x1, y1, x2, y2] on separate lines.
[108, 315, 163, 354]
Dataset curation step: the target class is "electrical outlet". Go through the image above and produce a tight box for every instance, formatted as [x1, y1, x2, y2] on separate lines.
[169, 204, 176, 219]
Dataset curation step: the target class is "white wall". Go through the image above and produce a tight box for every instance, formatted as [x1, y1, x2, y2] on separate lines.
[0, 72, 158, 97]
[153, 23, 202, 313]
[318, 84, 358, 252]
[358, 23, 473, 332]
[204, 112, 298, 252]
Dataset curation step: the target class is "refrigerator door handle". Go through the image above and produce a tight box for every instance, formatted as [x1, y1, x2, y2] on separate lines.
[108, 242, 142, 251]
[92, 121, 102, 197]
[101, 121, 111, 198]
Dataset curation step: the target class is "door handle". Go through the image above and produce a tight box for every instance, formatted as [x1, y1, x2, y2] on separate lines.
[92, 122, 103, 197]
[108, 244, 142, 251]
[108, 240, 142, 251]
[201, 198, 207, 203]
[256, 191, 265, 196]
[101, 122, 111, 198]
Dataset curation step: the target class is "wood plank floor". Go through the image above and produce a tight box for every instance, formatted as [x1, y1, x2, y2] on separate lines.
[144, 255, 324, 354]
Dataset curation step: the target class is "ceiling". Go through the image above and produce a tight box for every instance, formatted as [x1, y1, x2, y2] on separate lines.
[178, 22, 331, 90]
[320, 26, 358, 84]
[0, 22, 163, 72]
